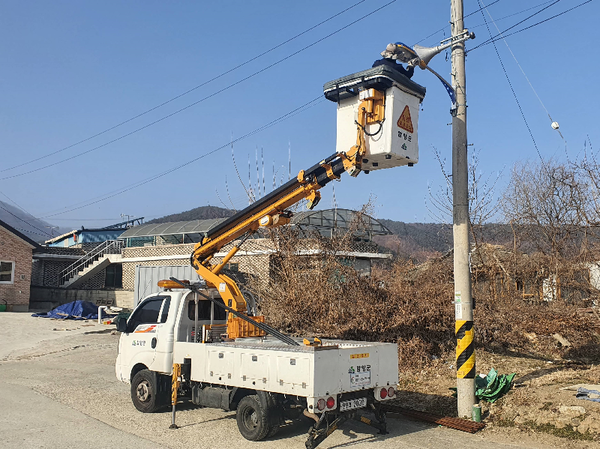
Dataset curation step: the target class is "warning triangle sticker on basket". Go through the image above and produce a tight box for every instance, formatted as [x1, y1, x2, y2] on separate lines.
[396, 105, 414, 133]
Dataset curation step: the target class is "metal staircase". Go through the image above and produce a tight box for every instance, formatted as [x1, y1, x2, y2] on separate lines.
[59, 240, 124, 288]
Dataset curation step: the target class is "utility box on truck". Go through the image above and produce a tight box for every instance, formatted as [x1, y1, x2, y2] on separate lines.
[324, 65, 426, 172]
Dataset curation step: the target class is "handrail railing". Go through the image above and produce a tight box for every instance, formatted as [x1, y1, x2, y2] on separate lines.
[59, 240, 124, 286]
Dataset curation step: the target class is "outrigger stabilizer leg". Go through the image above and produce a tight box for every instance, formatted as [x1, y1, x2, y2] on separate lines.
[305, 412, 351, 449]
[354, 403, 388, 434]
[169, 363, 181, 429]
[304, 404, 388, 449]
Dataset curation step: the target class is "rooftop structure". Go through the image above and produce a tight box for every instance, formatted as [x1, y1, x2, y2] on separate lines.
[118, 209, 391, 247]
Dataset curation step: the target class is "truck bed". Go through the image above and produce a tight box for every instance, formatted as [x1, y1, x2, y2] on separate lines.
[172, 337, 398, 399]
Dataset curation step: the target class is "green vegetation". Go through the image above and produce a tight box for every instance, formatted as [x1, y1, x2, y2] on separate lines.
[523, 421, 596, 442]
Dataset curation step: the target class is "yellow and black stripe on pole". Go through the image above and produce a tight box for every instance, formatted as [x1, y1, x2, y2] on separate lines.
[455, 320, 475, 379]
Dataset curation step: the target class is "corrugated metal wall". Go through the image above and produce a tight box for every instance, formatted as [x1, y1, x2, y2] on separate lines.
[134, 265, 201, 306]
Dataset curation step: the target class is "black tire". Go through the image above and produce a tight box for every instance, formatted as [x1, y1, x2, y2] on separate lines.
[131, 369, 162, 413]
[267, 422, 280, 438]
[236, 395, 272, 441]
[266, 395, 282, 438]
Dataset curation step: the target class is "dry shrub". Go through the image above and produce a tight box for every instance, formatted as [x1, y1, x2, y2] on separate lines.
[249, 227, 600, 368]
[476, 297, 600, 362]
[250, 226, 455, 369]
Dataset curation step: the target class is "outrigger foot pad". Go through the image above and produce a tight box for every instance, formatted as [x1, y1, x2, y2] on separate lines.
[305, 412, 351, 449]
[354, 410, 388, 434]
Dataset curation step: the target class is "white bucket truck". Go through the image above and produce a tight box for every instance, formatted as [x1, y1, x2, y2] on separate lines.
[115, 64, 425, 448]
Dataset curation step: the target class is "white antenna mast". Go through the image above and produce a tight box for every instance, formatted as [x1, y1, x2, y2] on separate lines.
[261, 148, 265, 196]
[247, 154, 254, 204]
[288, 142, 292, 180]
[255, 147, 260, 199]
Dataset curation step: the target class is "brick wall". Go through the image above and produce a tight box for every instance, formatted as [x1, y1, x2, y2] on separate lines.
[31, 259, 73, 287]
[0, 226, 34, 311]
[78, 269, 107, 289]
[123, 243, 196, 259]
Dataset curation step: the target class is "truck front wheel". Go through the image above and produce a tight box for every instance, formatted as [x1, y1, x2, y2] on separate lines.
[131, 369, 162, 413]
[236, 395, 271, 441]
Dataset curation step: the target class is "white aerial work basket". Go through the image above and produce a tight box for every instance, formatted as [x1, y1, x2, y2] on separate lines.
[324, 65, 426, 171]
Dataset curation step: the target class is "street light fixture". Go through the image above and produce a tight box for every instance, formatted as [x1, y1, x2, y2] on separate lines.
[381, 31, 475, 110]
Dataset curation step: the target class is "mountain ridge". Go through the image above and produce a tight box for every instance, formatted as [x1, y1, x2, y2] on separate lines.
[146, 205, 513, 258]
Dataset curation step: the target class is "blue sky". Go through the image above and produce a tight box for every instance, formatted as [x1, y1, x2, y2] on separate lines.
[1, 0, 598, 232]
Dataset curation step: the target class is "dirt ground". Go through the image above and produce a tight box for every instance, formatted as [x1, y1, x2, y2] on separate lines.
[395, 349, 600, 444]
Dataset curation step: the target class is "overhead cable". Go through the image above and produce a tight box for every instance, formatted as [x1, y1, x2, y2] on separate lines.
[39, 96, 325, 219]
[0, 190, 34, 218]
[1, 0, 368, 174]
[468, 0, 564, 52]
[468, 1, 556, 32]
[470, 0, 592, 51]
[2, 0, 396, 181]
[483, 2, 568, 146]
[476, 0, 545, 162]
[0, 204, 51, 237]
[414, 0, 503, 45]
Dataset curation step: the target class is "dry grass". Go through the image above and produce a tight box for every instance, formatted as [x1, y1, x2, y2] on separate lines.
[249, 226, 600, 370]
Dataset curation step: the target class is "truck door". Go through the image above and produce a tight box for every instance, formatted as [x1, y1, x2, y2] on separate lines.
[117, 295, 171, 380]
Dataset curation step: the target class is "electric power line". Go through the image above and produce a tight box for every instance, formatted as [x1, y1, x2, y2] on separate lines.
[470, 0, 592, 52]
[468, 1, 556, 32]
[1, 0, 368, 175]
[10, 225, 49, 239]
[1, 0, 396, 182]
[414, 0, 503, 45]
[483, 2, 568, 145]
[39, 96, 325, 219]
[0, 205, 51, 237]
[0, 190, 33, 217]
[476, 0, 545, 163]
[465, 0, 503, 18]
[468, 0, 563, 52]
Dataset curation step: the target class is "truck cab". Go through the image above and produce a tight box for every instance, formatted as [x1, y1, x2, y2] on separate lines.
[116, 289, 226, 384]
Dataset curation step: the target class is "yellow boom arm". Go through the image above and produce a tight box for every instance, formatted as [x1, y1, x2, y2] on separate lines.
[190, 88, 385, 338]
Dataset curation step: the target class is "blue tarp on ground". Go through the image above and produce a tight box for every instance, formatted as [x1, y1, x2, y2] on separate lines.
[32, 300, 107, 320]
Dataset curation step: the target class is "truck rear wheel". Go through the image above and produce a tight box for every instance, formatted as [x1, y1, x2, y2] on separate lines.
[236, 395, 271, 441]
[131, 369, 162, 413]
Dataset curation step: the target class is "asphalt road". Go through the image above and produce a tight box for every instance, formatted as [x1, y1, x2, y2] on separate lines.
[0, 312, 592, 449]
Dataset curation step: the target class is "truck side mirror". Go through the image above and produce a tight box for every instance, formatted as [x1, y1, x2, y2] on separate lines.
[116, 316, 128, 333]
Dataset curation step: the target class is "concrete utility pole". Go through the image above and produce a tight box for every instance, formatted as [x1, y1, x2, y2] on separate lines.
[450, 0, 476, 418]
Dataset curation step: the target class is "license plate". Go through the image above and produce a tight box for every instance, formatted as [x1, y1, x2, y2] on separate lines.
[339, 397, 367, 412]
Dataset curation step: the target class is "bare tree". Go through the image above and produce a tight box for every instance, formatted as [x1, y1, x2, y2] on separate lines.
[501, 158, 600, 304]
[501, 159, 587, 259]
[427, 147, 503, 243]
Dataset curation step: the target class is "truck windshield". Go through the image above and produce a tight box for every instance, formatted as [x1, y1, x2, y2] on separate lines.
[128, 296, 170, 332]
